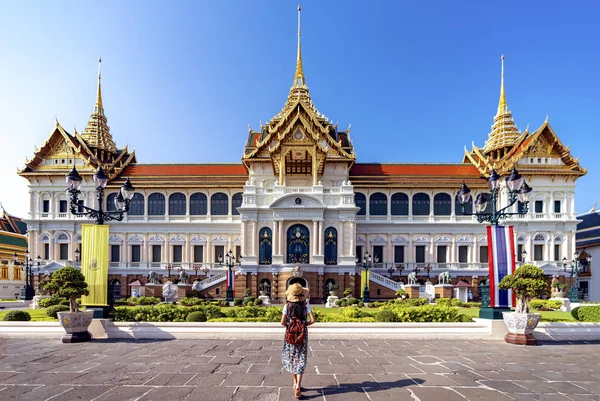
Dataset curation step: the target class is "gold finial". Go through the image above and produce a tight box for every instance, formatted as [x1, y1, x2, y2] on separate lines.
[589, 200, 598, 213]
[545, 114, 549, 123]
[497, 54, 507, 116]
[96, 58, 103, 112]
[525, 123, 529, 132]
[292, 4, 305, 88]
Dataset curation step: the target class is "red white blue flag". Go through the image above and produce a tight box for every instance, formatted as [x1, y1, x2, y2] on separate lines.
[227, 268, 235, 297]
[487, 225, 516, 308]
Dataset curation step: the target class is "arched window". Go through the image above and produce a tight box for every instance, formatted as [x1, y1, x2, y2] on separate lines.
[231, 193, 243, 215]
[391, 192, 409, 215]
[211, 193, 228, 215]
[168, 193, 186, 215]
[433, 193, 451, 215]
[412, 193, 430, 216]
[106, 193, 118, 212]
[148, 193, 165, 215]
[355, 193, 366, 216]
[369, 193, 387, 216]
[455, 194, 473, 215]
[324, 227, 337, 265]
[190, 193, 207, 215]
[259, 278, 271, 296]
[259, 227, 272, 265]
[324, 278, 337, 295]
[129, 193, 145, 215]
[287, 224, 309, 264]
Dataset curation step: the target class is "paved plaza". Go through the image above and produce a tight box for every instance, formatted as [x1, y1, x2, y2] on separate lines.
[0, 338, 599, 401]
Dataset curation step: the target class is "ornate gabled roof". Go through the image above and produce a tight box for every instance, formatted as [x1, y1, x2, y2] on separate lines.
[482, 56, 521, 156]
[80, 59, 118, 160]
[242, 6, 354, 171]
[0, 205, 27, 235]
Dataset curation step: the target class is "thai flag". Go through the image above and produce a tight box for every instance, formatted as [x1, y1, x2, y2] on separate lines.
[487, 225, 516, 308]
[227, 268, 235, 297]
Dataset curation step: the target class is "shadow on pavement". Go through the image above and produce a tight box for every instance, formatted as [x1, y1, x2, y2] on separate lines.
[299, 378, 424, 399]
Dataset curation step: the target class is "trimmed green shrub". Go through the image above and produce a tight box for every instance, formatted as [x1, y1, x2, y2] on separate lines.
[179, 297, 204, 306]
[129, 296, 161, 305]
[2, 310, 31, 321]
[343, 288, 352, 297]
[389, 304, 470, 323]
[46, 304, 70, 318]
[185, 311, 207, 322]
[264, 306, 283, 322]
[220, 300, 229, 307]
[246, 302, 254, 307]
[43, 266, 89, 312]
[451, 298, 465, 307]
[529, 299, 562, 311]
[400, 298, 428, 307]
[340, 300, 348, 307]
[315, 315, 376, 323]
[209, 317, 273, 322]
[395, 288, 408, 297]
[243, 296, 257, 306]
[189, 289, 202, 298]
[234, 298, 244, 306]
[39, 296, 64, 308]
[254, 298, 263, 306]
[498, 264, 547, 314]
[357, 301, 364, 307]
[335, 300, 342, 306]
[375, 309, 397, 322]
[465, 302, 482, 308]
[571, 306, 580, 320]
[346, 297, 358, 305]
[59, 299, 70, 307]
[435, 298, 452, 307]
[574, 305, 600, 322]
[341, 307, 360, 319]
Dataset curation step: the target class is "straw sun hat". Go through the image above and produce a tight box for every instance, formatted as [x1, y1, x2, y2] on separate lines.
[285, 283, 309, 302]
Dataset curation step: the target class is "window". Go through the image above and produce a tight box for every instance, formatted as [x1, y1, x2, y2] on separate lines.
[394, 246, 404, 263]
[59, 244, 69, 260]
[106, 193, 118, 212]
[42, 200, 50, 213]
[479, 246, 488, 263]
[259, 227, 272, 265]
[172, 245, 183, 263]
[44, 243, 49, 260]
[369, 193, 387, 216]
[517, 201, 527, 214]
[193, 245, 203, 263]
[77, 200, 84, 213]
[152, 245, 162, 263]
[235, 246, 241, 262]
[211, 193, 228, 215]
[110, 245, 120, 262]
[148, 193, 166, 215]
[373, 246, 383, 264]
[458, 246, 468, 263]
[59, 200, 68, 213]
[168, 193, 186, 215]
[214, 246, 225, 263]
[129, 193, 145, 215]
[324, 227, 337, 265]
[554, 244, 560, 262]
[13, 266, 22, 281]
[554, 200, 561, 213]
[190, 193, 208, 215]
[455, 195, 472, 215]
[355, 193, 366, 215]
[412, 193, 430, 216]
[131, 245, 141, 262]
[0, 265, 8, 280]
[356, 246, 363, 262]
[391, 193, 409, 215]
[231, 193, 243, 215]
[517, 244, 524, 262]
[535, 200, 543, 213]
[437, 246, 447, 263]
[433, 193, 451, 215]
[415, 245, 426, 263]
[534, 244, 544, 261]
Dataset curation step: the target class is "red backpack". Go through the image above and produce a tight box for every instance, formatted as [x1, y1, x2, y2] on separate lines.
[285, 302, 306, 345]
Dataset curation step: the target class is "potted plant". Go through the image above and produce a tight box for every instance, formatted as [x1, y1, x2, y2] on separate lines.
[498, 263, 548, 345]
[343, 287, 352, 298]
[551, 281, 566, 298]
[327, 283, 339, 297]
[259, 281, 271, 296]
[44, 266, 92, 343]
[244, 288, 252, 298]
[395, 288, 408, 299]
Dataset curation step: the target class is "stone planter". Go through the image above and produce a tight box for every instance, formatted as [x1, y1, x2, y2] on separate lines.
[502, 311, 540, 345]
[259, 291, 268, 296]
[552, 291, 565, 298]
[329, 291, 338, 298]
[57, 310, 94, 343]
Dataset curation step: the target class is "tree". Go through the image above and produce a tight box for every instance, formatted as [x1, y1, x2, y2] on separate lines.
[498, 264, 547, 314]
[44, 266, 89, 313]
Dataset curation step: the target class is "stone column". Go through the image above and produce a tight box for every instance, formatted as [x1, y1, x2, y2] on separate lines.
[312, 220, 318, 262]
[338, 221, 345, 257]
[278, 220, 283, 256]
[272, 220, 278, 256]
[319, 220, 324, 255]
[349, 222, 355, 257]
[251, 221, 256, 257]
[240, 221, 247, 258]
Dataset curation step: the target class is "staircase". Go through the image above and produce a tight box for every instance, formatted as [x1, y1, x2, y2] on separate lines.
[367, 270, 405, 292]
[192, 272, 227, 291]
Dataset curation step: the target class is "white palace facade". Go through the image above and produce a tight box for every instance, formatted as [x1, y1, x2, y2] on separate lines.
[18, 15, 587, 303]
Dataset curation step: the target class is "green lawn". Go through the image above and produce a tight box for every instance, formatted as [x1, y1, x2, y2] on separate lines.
[0, 299, 22, 302]
[0, 309, 57, 322]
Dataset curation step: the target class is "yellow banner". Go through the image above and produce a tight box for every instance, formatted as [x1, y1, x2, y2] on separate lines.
[366, 270, 370, 289]
[80, 224, 109, 306]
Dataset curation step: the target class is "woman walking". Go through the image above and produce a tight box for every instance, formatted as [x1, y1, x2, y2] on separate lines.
[281, 283, 315, 399]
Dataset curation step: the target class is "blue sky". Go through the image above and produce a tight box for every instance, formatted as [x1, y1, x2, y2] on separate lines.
[1, 1, 598, 217]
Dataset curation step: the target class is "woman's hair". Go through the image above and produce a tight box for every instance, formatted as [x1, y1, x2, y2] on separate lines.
[287, 299, 306, 321]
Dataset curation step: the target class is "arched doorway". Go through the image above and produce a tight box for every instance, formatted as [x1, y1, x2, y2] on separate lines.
[287, 224, 310, 264]
[287, 277, 308, 288]
[324, 278, 336, 296]
[324, 227, 337, 265]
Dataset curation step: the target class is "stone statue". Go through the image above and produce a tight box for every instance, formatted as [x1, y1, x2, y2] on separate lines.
[407, 272, 417, 285]
[438, 271, 451, 285]
[179, 270, 189, 285]
[148, 271, 161, 285]
[162, 281, 177, 302]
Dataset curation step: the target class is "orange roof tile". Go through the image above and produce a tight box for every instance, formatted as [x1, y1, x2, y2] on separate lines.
[121, 164, 247, 176]
[350, 164, 481, 177]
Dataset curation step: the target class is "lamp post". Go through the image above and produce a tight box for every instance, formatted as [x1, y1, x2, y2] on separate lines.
[387, 267, 394, 278]
[562, 252, 593, 302]
[424, 264, 432, 280]
[220, 249, 238, 302]
[357, 251, 374, 303]
[164, 263, 174, 279]
[203, 266, 210, 277]
[396, 264, 405, 277]
[19, 251, 41, 300]
[192, 264, 201, 279]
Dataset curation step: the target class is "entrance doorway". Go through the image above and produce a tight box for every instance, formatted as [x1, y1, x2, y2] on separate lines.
[287, 224, 310, 264]
[287, 277, 308, 289]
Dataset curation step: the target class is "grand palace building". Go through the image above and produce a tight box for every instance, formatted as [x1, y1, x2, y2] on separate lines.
[17, 10, 589, 303]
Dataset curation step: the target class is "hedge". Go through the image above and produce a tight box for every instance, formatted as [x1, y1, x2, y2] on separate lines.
[383, 304, 472, 323]
[572, 305, 600, 322]
[2, 310, 31, 321]
[529, 299, 562, 311]
[127, 296, 161, 305]
[46, 305, 70, 318]
[112, 304, 281, 322]
[179, 297, 205, 306]
[186, 311, 207, 322]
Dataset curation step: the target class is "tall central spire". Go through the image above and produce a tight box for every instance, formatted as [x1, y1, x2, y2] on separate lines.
[292, 4, 306, 89]
[497, 54, 507, 116]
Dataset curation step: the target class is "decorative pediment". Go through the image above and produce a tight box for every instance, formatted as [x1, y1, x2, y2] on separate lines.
[370, 236, 387, 244]
[148, 235, 164, 243]
[554, 236, 563, 243]
[232, 237, 241, 245]
[413, 236, 429, 244]
[56, 232, 69, 242]
[190, 236, 206, 244]
[39, 233, 50, 242]
[169, 234, 185, 243]
[477, 237, 487, 243]
[109, 235, 122, 244]
[516, 236, 526, 243]
[435, 236, 451, 244]
[128, 234, 144, 243]
[75, 235, 82, 243]
[211, 236, 227, 244]
[456, 236, 473, 244]
[356, 236, 366, 244]
[270, 194, 325, 209]
[392, 236, 408, 244]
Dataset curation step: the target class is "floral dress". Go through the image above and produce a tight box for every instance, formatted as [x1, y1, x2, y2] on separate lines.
[281, 301, 312, 374]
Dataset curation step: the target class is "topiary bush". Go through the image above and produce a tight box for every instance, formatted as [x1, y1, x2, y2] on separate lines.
[129, 296, 161, 305]
[59, 299, 70, 307]
[46, 304, 70, 319]
[2, 310, 31, 321]
[395, 288, 408, 297]
[243, 296, 257, 306]
[185, 311, 207, 322]
[179, 297, 204, 306]
[254, 298, 263, 306]
[346, 297, 358, 305]
[573, 305, 600, 322]
[498, 264, 547, 314]
[234, 298, 244, 306]
[466, 302, 482, 308]
[189, 289, 202, 298]
[529, 299, 562, 311]
[571, 306, 580, 320]
[246, 301, 254, 307]
[43, 266, 89, 313]
[220, 300, 229, 307]
[335, 300, 342, 306]
[39, 295, 65, 308]
[435, 298, 452, 307]
[451, 298, 465, 307]
[375, 309, 397, 322]
[357, 301, 364, 307]
[389, 304, 470, 323]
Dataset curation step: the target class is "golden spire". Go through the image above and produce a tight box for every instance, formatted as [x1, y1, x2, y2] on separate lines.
[95, 58, 103, 114]
[497, 54, 507, 116]
[292, 5, 306, 89]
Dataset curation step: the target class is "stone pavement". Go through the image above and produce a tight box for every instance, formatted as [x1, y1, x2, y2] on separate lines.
[0, 338, 599, 401]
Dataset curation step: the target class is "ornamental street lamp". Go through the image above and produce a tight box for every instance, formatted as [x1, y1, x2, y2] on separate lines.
[387, 267, 394, 278]
[164, 263, 174, 279]
[396, 264, 405, 276]
[457, 167, 533, 226]
[19, 251, 41, 301]
[424, 264, 432, 280]
[219, 249, 239, 302]
[203, 266, 211, 276]
[66, 165, 135, 225]
[562, 252, 593, 302]
[192, 264, 201, 279]
[357, 251, 374, 303]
